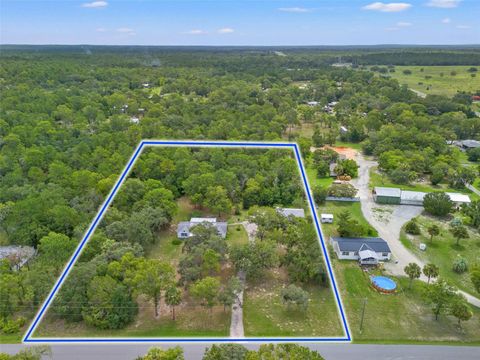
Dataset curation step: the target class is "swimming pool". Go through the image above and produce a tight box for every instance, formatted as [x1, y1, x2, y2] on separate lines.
[371, 276, 397, 293]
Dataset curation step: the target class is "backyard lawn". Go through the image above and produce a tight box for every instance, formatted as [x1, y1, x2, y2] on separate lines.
[243, 268, 343, 337]
[335, 261, 480, 343]
[316, 201, 377, 238]
[400, 215, 480, 295]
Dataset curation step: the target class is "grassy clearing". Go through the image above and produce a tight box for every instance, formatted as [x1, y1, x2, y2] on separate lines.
[226, 224, 249, 247]
[335, 261, 480, 343]
[382, 66, 480, 97]
[400, 215, 480, 295]
[317, 201, 377, 238]
[305, 161, 334, 189]
[243, 268, 343, 337]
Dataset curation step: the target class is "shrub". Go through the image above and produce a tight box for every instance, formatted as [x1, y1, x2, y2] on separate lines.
[405, 219, 421, 235]
[453, 257, 468, 274]
[423, 192, 453, 217]
[327, 183, 357, 198]
[313, 185, 328, 204]
[0, 317, 26, 334]
[171, 239, 182, 246]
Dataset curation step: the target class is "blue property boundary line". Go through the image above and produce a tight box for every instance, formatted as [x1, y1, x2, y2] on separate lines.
[23, 140, 352, 343]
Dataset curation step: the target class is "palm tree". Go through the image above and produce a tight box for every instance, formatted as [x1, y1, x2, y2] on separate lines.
[165, 286, 182, 321]
[423, 263, 439, 284]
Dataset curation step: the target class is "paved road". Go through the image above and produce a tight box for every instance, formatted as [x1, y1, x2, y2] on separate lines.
[2, 343, 479, 359]
[352, 154, 480, 308]
[466, 183, 480, 197]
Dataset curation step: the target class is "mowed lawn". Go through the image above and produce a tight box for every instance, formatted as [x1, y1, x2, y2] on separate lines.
[317, 201, 377, 238]
[384, 66, 480, 97]
[243, 268, 343, 337]
[400, 215, 480, 295]
[335, 261, 480, 343]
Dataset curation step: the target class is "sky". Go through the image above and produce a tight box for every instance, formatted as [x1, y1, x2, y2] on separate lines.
[0, 0, 479, 46]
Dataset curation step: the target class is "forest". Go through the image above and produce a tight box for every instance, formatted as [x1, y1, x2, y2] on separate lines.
[0, 46, 479, 340]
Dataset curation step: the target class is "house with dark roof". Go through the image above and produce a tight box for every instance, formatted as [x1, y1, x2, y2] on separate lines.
[177, 218, 228, 239]
[330, 237, 391, 265]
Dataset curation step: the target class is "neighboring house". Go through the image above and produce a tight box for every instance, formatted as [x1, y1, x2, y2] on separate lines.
[306, 101, 319, 106]
[0, 246, 36, 271]
[276, 208, 305, 218]
[455, 139, 480, 151]
[177, 218, 228, 239]
[331, 237, 391, 265]
[372, 187, 401, 205]
[320, 213, 334, 223]
[373, 187, 471, 207]
[130, 116, 140, 124]
[340, 126, 348, 134]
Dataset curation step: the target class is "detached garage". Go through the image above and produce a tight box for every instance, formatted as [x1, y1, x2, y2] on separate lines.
[373, 187, 401, 204]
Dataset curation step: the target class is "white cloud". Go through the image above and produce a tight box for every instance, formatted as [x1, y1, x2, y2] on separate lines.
[81, 1, 108, 8]
[278, 7, 311, 13]
[116, 27, 136, 35]
[456, 25, 471, 29]
[217, 28, 234, 34]
[96, 27, 107, 32]
[363, 2, 412, 12]
[397, 21, 412, 26]
[441, 17, 451, 23]
[427, 0, 461, 8]
[184, 29, 208, 35]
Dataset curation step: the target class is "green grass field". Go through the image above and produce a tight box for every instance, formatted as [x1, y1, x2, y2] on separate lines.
[335, 261, 480, 343]
[243, 268, 343, 337]
[400, 215, 480, 295]
[317, 201, 378, 238]
[383, 66, 480, 97]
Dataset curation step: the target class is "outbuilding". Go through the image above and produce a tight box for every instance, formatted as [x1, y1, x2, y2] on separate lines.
[400, 190, 426, 206]
[372, 187, 401, 205]
[276, 208, 305, 218]
[320, 213, 334, 223]
[446, 192, 471, 207]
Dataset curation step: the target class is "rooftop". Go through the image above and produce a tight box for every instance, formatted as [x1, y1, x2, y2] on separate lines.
[332, 237, 391, 253]
[374, 187, 402, 198]
[446, 192, 471, 203]
[277, 208, 305, 218]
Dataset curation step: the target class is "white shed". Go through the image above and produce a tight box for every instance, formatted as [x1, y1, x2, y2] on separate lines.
[320, 213, 334, 223]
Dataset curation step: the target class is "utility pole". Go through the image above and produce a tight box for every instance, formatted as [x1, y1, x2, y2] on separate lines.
[359, 298, 367, 333]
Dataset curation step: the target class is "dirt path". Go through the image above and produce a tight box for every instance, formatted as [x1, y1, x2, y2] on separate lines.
[352, 154, 480, 307]
[229, 221, 258, 337]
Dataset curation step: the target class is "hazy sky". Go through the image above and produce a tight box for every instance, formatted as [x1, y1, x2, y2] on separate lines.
[1, 0, 478, 45]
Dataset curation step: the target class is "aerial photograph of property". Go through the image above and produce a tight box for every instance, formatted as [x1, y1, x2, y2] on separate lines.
[0, 0, 479, 359]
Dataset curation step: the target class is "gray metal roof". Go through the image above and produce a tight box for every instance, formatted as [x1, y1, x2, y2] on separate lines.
[277, 208, 305, 218]
[400, 190, 426, 202]
[374, 187, 401, 198]
[332, 237, 391, 253]
[177, 220, 228, 238]
[461, 140, 480, 148]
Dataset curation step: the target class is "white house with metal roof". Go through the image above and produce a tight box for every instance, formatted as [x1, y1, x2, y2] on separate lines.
[331, 237, 391, 265]
[276, 208, 305, 218]
[177, 218, 228, 239]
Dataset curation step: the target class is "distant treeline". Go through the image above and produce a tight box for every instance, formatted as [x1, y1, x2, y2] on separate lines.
[347, 51, 480, 66]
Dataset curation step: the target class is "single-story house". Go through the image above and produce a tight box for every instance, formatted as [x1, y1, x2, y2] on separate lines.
[306, 101, 319, 106]
[177, 218, 228, 239]
[372, 187, 401, 205]
[455, 139, 480, 151]
[0, 246, 36, 271]
[331, 237, 391, 265]
[320, 213, 334, 223]
[277, 208, 305, 218]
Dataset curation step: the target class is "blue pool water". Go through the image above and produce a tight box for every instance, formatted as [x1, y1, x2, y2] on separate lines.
[371, 276, 397, 291]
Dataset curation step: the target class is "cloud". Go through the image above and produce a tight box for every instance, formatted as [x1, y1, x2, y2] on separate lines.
[116, 27, 136, 35]
[217, 28, 234, 34]
[96, 27, 107, 32]
[397, 21, 412, 26]
[278, 7, 311, 13]
[456, 25, 470, 29]
[184, 29, 208, 35]
[441, 17, 451, 23]
[362, 2, 412, 12]
[81, 1, 108, 8]
[426, 0, 461, 8]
